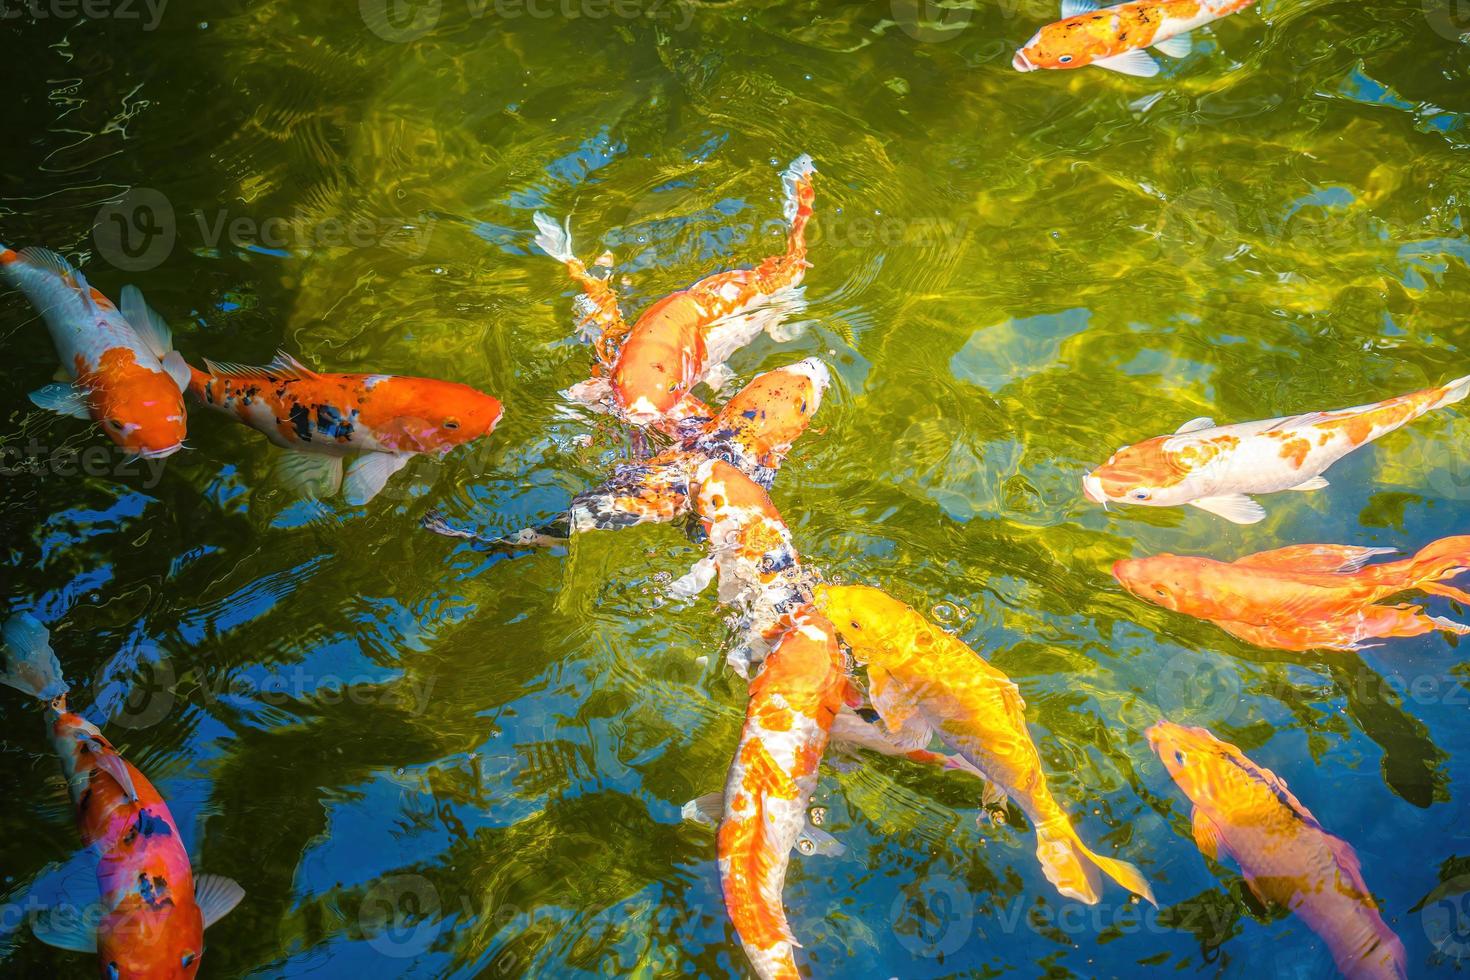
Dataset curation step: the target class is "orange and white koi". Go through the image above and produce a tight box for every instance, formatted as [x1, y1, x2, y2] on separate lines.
[1114, 538, 1470, 652]
[1014, 0, 1255, 78]
[188, 352, 502, 504]
[1083, 374, 1470, 524]
[1148, 722, 1407, 979]
[716, 604, 850, 980]
[815, 584, 1156, 906]
[1, 615, 243, 978]
[1, 246, 191, 459]
[534, 155, 816, 429]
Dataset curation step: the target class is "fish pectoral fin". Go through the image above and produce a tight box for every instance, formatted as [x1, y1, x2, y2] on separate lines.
[195, 873, 246, 929]
[161, 350, 192, 393]
[794, 824, 845, 858]
[343, 452, 416, 506]
[92, 752, 138, 802]
[119, 284, 174, 359]
[274, 452, 344, 500]
[681, 792, 724, 827]
[1175, 416, 1215, 434]
[701, 362, 737, 395]
[1153, 31, 1192, 58]
[1191, 807, 1224, 863]
[1092, 49, 1161, 77]
[1190, 494, 1267, 524]
[1288, 475, 1329, 492]
[1060, 0, 1099, 15]
[981, 781, 1009, 808]
[29, 382, 91, 420]
[669, 556, 717, 600]
[31, 906, 98, 953]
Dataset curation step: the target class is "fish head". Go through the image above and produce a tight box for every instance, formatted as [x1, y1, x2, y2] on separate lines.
[1014, 18, 1109, 72]
[813, 584, 906, 656]
[1145, 720, 1238, 803]
[98, 898, 205, 979]
[708, 358, 830, 463]
[88, 348, 189, 458]
[359, 377, 503, 454]
[1084, 436, 1193, 508]
[1111, 556, 1189, 612]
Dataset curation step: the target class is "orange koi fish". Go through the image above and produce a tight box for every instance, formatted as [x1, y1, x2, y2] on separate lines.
[534, 155, 816, 429]
[188, 353, 502, 504]
[1, 615, 243, 978]
[815, 584, 1156, 906]
[688, 458, 816, 674]
[1114, 538, 1470, 652]
[1148, 722, 1407, 979]
[1083, 375, 1470, 524]
[1, 246, 191, 459]
[717, 604, 850, 980]
[423, 358, 828, 554]
[1014, 0, 1255, 77]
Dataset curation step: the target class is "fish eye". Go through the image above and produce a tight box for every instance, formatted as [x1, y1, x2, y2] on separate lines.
[108, 419, 125, 431]
[1058, 54, 1073, 63]
[1174, 750, 1187, 765]
[443, 419, 460, 430]
[1154, 587, 1168, 598]
[182, 951, 198, 968]
[849, 620, 861, 630]
[1131, 489, 1151, 501]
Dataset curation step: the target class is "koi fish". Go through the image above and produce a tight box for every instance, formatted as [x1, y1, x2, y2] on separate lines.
[1148, 721, 1407, 979]
[535, 154, 816, 429]
[1, 615, 243, 978]
[814, 584, 1155, 906]
[1082, 374, 1470, 524]
[716, 604, 849, 980]
[188, 352, 502, 504]
[1114, 538, 1470, 652]
[1013, 0, 1255, 78]
[422, 358, 828, 553]
[688, 458, 815, 675]
[1, 246, 191, 459]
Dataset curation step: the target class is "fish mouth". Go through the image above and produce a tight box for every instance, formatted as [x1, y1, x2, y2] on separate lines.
[1012, 51, 1036, 72]
[140, 443, 184, 460]
[1081, 474, 1105, 504]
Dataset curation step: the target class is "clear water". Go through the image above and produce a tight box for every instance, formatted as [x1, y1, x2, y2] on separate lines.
[2, 1, 1470, 977]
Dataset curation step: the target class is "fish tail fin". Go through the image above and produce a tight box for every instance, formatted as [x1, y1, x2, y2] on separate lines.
[1, 614, 69, 702]
[1036, 820, 1156, 907]
[780, 154, 817, 254]
[532, 212, 576, 263]
[1376, 535, 1470, 600]
[1435, 373, 1470, 410]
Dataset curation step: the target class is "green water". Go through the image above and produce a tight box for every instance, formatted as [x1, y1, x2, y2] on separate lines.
[2, 0, 1470, 976]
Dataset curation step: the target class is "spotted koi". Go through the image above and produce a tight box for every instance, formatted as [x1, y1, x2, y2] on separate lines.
[1, 615, 243, 978]
[1114, 537, 1470, 652]
[1149, 722, 1407, 979]
[1015, 0, 1255, 77]
[534, 155, 816, 430]
[1, 246, 191, 459]
[188, 352, 502, 504]
[815, 584, 1156, 906]
[1083, 374, 1470, 524]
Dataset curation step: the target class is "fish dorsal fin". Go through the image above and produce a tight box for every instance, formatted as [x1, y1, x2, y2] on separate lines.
[31, 906, 98, 953]
[1061, 0, 1099, 15]
[1233, 544, 1397, 575]
[119, 285, 173, 359]
[1190, 494, 1266, 525]
[1270, 411, 1333, 431]
[194, 873, 246, 928]
[1321, 834, 1370, 894]
[1176, 417, 1215, 434]
[91, 750, 139, 802]
[266, 350, 318, 379]
[1191, 807, 1224, 862]
[1093, 49, 1161, 77]
[203, 352, 315, 382]
[28, 383, 91, 420]
[16, 246, 78, 282]
[1153, 31, 1192, 58]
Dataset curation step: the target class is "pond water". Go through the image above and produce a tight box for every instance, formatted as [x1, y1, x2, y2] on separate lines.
[2, 0, 1470, 977]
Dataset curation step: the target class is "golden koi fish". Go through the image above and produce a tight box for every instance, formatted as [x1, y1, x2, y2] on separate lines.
[1148, 722, 1407, 979]
[1015, 0, 1255, 78]
[1084, 374, 1470, 524]
[815, 584, 1155, 906]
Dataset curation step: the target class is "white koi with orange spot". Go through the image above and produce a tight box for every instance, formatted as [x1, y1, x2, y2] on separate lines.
[1, 245, 191, 458]
[1083, 374, 1470, 524]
